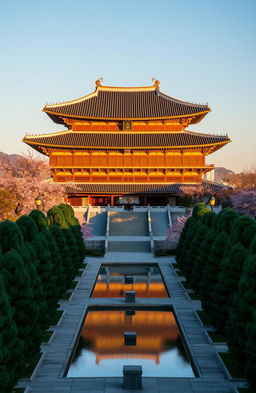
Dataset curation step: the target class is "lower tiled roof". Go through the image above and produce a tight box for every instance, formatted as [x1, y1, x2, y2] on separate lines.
[65, 181, 231, 195]
[23, 131, 230, 149]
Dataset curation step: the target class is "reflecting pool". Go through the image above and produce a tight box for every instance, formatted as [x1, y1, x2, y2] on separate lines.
[67, 308, 195, 378]
[91, 264, 169, 298]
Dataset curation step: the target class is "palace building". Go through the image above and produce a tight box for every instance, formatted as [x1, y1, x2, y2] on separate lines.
[23, 80, 231, 206]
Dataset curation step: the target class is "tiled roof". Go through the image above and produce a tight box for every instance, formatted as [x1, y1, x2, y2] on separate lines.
[64, 181, 231, 195]
[23, 131, 230, 150]
[43, 85, 210, 122]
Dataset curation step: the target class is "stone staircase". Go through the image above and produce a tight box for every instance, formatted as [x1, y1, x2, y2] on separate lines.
[151, 211, 169, 236]
[109, 212, 149, 236]
[88, 211, 107, 236]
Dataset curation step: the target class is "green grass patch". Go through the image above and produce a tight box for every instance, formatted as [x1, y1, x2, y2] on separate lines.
[196, 310, 211, 325]
[50, 310, 63, 326]
[154, 249, 177, 256]
[208, 330, 226, 342]
[20, 352, 42, 378]
[219, 352, 244, 379]
[41, 330, 53, 342]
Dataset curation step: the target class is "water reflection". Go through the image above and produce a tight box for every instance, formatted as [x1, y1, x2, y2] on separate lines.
[67, 310, 194, 378]
[91, 265, 168, 298]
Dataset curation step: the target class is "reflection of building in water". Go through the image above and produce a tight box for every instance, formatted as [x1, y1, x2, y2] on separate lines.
[92, 282, 168, 297]
[80, 310, 179, 364]
[92, 265, 168, 298]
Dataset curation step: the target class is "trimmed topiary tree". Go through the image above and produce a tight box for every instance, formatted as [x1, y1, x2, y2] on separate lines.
[226, 254, 256, 367]
[0, 273, 23, 392]
[190, 228, 215, 293]
[176, 216, 198, 271]
[212, 243, 248, 331]
[229, 215, 256, 250]
[245, 310, 256, 390]
[200, 230, 229, 315]
[0, 220, 24, 253]
[0, 250, 36, 370]
[192, 202, 210, 218]
[29, 209, 49, 232]
[47, 206, 69, 229]
[213, 208, 239, 235]
[16, 215, 58, 314]
[58, 204, 86, 264]
[50, 225, 74, 287]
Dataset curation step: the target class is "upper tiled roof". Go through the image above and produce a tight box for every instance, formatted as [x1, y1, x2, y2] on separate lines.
[23, 130, 230, 151]
[43, 81, 210, 123]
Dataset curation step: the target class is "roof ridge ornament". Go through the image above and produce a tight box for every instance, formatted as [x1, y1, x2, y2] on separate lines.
[152, 78, 160, 88]
[95, 77, 103, 87]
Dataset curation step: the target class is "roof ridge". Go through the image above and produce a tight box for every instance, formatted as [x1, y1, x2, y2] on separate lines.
[158, 91, 209, 108]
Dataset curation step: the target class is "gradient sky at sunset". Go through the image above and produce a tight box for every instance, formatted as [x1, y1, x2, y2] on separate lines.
[1, 0, 255, 172]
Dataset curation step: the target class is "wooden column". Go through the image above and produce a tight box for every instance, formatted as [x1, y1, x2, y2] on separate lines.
[143, 195, 147, 206]
[110, 196, 114, 206]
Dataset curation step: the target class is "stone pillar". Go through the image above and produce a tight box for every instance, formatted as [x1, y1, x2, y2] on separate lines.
[123, 365, 142, 390]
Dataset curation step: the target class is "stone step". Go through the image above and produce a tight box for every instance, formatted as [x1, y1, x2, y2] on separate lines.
[108, 241, 151, 252]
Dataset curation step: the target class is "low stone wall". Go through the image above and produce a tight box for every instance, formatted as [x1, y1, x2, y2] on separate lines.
[85, 239, 105, 252]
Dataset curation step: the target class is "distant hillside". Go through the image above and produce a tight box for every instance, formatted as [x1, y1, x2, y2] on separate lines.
[0, 151, 23, 161]
[215, 167, 234, 183]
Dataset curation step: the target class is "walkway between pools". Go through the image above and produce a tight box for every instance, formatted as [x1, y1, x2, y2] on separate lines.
[16, 207, 243, 393]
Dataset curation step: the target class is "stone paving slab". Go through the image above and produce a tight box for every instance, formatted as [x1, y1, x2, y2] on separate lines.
[16, 252, 242, 393]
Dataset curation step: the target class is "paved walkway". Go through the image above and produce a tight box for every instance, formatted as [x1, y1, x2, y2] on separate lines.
[17, 250, 244, 393]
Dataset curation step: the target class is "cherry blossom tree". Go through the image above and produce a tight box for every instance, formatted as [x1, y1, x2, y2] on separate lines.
[0, 153, 65, 219]
[165, 215, 191, 249]
[231, 190, 256, 217]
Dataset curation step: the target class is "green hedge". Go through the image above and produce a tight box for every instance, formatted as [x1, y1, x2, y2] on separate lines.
[0, 204, 86, 392]
[176, 204, 256, 390]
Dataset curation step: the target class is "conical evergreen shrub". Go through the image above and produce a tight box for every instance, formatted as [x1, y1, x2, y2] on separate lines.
[58, 204, 86, 263]
[213, 208, 239, 235]
[31, 232, 58, 314]
[176, 216, 197, 270]
[16, 214, 38, 242]
[0, 220, 24, 253]
[245, 311, 256, 390]
[29, 209, 66, 296]
[192, 202, 209, 218]
[29, 209, 48, 232]
[0, 250, 36, 370]
[190, 227, 216, 293]
[212, 243, 248, 331]
[0, 274, 23, 392]
[186, 224, 208, 282]
[16, 215, 58, 313]
[229, 215, 256, 249]
[226, 254, 256, 365]
[200, 230, 229, 314]
[43, 229, 66, 297]
[47, 206, 69, 229]
[50, 225, 74, 287]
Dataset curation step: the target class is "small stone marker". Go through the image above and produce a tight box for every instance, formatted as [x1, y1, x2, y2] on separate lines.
[123, 365, 142, 389]
[125, 309, 135, 316]
[124, 331, 137, 346]
[125, 275, 134, 284]
[125, 290, 135, 302]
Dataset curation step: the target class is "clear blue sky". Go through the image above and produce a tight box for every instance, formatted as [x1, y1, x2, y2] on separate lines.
[1, 0, 255, 172]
